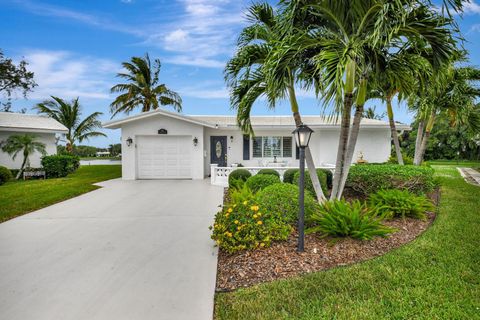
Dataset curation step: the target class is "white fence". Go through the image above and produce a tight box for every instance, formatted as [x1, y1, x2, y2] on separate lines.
[210, 164, 335, 186]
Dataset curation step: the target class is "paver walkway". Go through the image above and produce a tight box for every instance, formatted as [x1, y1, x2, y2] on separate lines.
[0, 179, 223, 320]
[457, 167, 480, 186]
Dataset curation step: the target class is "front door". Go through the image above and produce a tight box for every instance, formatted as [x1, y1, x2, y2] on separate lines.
[210, 136, 227, 167]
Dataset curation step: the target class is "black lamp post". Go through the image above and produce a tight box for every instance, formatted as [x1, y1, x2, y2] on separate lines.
[292, 124, 314, 252]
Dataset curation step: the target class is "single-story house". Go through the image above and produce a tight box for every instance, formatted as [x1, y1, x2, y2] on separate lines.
[103, 109, 410, 184]
[0, 112, 67, 169]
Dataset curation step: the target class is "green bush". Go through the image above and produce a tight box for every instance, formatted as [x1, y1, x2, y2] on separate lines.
[256, 183, 319, 224]
[388, 155, 414, 165]
[245, 174, 280, 193]
[257, 168, 280, 178]
[0, 166, 13, 185]
[318, 168, 333, 189]
[283, 168, 298, 184]
[369, 189, 435, 220]
[346, 164, 435, 196]
[228, 169, 252, 188]
[41, 155, 80, 178]
[307, 200, 395, 240]
[210, 200, 292, 253]
[227, 182, 256, 206]
[293, 169, 328, 197]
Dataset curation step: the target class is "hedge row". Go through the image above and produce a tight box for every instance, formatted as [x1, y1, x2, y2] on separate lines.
[41, 155, 80, 178]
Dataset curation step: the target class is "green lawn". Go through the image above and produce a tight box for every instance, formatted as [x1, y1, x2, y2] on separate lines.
[0, 165, 121, 222]
[80, 156, 121, 160]
[425, 159, 480, 166]
[215, 165, 480, 319]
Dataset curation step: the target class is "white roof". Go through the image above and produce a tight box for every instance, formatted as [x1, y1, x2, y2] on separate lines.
[103, 109, 410, 130]
[0, 112, 68, 133]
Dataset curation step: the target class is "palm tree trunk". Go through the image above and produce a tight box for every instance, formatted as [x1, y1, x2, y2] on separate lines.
[15, 149, 28, 180]
[417, 112, 436, 165]
[331, 59, 356, 200]
[387, 95, 404, 165]
[288, 85, 327, 203]
[336, 78, 368, 199]
[414, 120, 425, 165]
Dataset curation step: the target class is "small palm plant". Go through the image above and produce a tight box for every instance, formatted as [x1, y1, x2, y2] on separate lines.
[110, 53, 182, 117]
[1, 134, 46, 179]
[35, 96, 105, 153]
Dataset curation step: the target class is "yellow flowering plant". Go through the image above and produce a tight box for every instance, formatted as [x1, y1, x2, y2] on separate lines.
[209, 200, 292, 253]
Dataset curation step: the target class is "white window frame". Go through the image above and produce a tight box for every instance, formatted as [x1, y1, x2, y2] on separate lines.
[252, 136, 293, 158]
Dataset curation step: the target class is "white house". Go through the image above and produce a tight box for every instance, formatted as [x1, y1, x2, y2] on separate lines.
[103, 109, 410, 184]
[0, 112, 67, 169]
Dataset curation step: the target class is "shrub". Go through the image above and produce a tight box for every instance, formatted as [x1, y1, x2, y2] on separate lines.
[0, 166, 13, 185]
[283, 168, 298, 184]
[245, 174, 280, 193]
[368, 189, 435, 220]
[256, 183, 319, 224]
[227, 182, 256, 206]
[318, 168, 333, 189]
[257, 168, 280, 178]
[307, 200, 395, 240]
[346, 164, 435, 196]
[293, 169, 328, 197]
[41, 155, 80, 178]
[228, 169, 251, 188]
[210, 200, 292, 253]
[388, 155, 414, 165]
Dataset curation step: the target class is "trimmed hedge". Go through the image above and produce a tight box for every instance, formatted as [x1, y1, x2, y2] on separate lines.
[0, 166, 13, 185]
[283, 169, 298, 184]
[256, 183, 319, 224]
[228, 169, 252, 188]
[293, 169, 328, 197]
[346, 164, 436, 196]
[246, 174, 281, 193]
[41, 155, 80, 178]
[257, 168, 280, 178]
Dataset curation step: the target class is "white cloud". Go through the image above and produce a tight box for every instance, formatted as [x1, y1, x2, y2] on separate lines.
[178, 82, 229, 99]
[463, 0, 480, 14]
[470, 24, 480, 32]
[20, 50, 118, 100]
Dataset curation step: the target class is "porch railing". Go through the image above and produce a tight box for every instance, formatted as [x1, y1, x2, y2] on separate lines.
[210, 164, 335, 186]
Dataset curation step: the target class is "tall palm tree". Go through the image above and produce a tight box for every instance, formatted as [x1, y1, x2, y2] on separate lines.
[35, 96, 105, 153]
[110, 54, 182, 117]
[277, 0, 457, 199]
[225, 2, 327, 202]
[1, 134, 46, 179]
[412, 64, 480, 165]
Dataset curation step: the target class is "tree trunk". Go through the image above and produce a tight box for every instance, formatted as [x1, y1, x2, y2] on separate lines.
[387, 95, 404, 165]
[291, 106, 327, 202]
[413, 120, 425, 165]
[417, 112, 436, 165]
[15, 149, 28, 180]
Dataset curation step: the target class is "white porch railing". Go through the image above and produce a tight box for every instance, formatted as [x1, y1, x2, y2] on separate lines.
[210, 164, 335, 186]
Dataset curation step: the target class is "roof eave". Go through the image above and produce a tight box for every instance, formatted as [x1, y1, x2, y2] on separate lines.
[0, 126, 68, 134]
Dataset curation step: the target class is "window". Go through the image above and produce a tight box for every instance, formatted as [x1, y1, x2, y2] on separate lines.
[252, 136, 293, 158]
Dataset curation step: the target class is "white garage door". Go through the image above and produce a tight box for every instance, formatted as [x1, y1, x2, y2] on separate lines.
[136, 136, 192, 179]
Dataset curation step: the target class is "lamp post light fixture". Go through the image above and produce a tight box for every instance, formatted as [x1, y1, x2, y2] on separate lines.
[126, 137, 133, 147]
[292, 124, 314, 252]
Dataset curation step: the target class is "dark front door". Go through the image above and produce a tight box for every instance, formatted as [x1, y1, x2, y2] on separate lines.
[210, 136, 227, 167]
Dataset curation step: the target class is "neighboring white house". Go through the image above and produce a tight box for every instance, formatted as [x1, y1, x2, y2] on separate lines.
[0, 112, 68, 169]
[103, 109, 410, 183]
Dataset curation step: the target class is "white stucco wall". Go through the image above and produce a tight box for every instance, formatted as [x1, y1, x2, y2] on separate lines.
[0, 130, 57, 169]
[119, 115, 205, 180]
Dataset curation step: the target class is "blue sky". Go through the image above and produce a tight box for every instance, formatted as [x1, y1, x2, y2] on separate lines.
[1, 0, 479, 147]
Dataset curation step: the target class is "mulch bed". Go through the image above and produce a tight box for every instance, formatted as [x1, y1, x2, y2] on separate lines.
[215, 189, 440, 292]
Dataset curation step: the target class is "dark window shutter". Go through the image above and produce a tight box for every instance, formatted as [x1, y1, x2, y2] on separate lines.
[243, 135, 250, 160]
[295, 145, 299, 159]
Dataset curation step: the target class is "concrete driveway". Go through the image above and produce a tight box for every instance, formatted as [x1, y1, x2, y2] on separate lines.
[0, 179, 223, 320]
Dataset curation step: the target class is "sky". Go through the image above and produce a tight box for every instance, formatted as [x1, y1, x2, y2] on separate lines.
[1, 0, 479, 147]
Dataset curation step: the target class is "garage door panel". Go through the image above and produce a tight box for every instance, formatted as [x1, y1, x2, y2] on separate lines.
[137, 136, 192, 179]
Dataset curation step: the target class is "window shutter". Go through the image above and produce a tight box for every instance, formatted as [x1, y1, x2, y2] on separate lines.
[243, 135, 250, 160]
[295, 145, 299, 159]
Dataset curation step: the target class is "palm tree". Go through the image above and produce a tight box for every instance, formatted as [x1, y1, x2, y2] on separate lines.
[411, 64, 480, 165]
[363, 106, 385, 120]
[225, 2, 327, 202]
[1, 134, 46, 179]
[277, 0, 457, 199]
[110, 54, 182, 117]
[35, 96, 105, 153]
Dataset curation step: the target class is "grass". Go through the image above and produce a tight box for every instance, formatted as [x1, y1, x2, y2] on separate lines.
[425, 159, 480, 166]
[0, 165, 121, 222]
[215, 165, 480, 319]
[80, 156, 121, 160]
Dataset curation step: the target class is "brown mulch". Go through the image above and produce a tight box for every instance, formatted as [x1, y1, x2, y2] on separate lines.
[215, 189, 440, 292]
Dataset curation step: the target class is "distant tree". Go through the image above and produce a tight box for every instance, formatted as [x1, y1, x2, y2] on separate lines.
[73, 145, 98, 157]
[109, 143, 121, 156]
[110, 53, 182, 117]
[0, 49, 36, 98]
[363, 106, 386, 120]
[35, 96, 106, 153]
[0, 134, 46, 179]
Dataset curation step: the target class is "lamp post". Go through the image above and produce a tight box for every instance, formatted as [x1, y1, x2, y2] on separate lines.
[292, 124, 314, 252]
